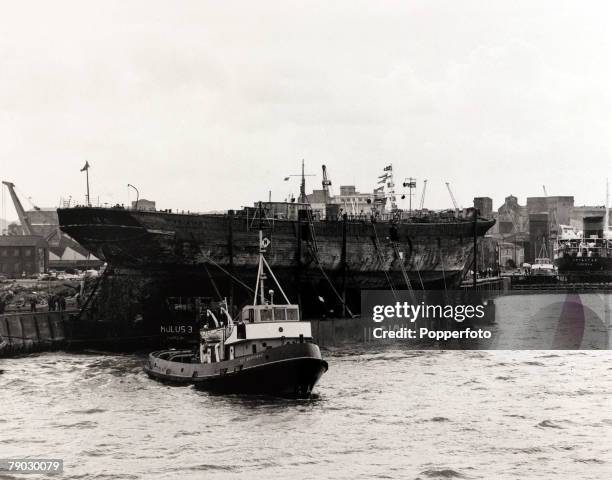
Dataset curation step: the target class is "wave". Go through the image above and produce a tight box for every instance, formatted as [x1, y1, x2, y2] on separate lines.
[536, 420, 564, 429]
[420, 468, 468, 478]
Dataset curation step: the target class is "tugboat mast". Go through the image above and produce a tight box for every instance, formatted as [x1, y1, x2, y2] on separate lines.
[255, 229, 268, 305]
[253, 228, 291, 306]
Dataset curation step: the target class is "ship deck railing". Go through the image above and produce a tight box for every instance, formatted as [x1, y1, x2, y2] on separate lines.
[509, 283, 612, 291]
[62, 204, 492, 224]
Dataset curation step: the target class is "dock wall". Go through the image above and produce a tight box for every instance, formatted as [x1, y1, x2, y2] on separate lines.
[311, 317, 418, 347]
[0, 310, 78, 357]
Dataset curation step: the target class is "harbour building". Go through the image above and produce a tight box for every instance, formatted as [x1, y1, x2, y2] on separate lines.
[0, 235, 48, 276]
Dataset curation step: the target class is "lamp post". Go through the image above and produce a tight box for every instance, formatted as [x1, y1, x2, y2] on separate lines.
[127, 184, 139, 210]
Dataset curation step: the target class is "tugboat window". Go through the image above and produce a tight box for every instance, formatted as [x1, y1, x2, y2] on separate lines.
[273, 307, 286, 320]
[260, 308, 272, 322]
[252, 344, 257, 354]
[286, 308, 299, 320]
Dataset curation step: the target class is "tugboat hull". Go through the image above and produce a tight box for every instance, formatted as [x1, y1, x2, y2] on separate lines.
[144, 342, 328, 398]
[194, 356, 327, 398]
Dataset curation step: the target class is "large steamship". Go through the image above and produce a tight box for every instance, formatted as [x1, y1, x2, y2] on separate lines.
[553, 219, 612, 282]
[56, 166, 495, 339]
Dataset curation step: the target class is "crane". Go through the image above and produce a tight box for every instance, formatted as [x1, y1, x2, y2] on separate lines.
[542, 185, 547, 197]
[419, 179, 428, 210]
[321, 165, 332, 202]
[2, 181, 34, 235]
[445, 182, 458, 210]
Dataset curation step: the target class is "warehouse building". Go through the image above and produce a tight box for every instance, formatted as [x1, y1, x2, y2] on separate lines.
[0, 235, 48, 276]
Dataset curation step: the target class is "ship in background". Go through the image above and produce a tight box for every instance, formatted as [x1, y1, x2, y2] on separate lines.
[553, 223, 612, 282]
[57, 164, 495, 337]
[553, 181, 612, 282]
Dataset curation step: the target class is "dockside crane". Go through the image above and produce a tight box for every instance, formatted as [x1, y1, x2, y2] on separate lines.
[419, 179, 428, 210]
[2, 181, 34, 235]
[445, 182, 459, 210]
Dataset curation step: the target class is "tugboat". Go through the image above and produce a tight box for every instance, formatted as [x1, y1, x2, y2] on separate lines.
[144, 229, 328, 398]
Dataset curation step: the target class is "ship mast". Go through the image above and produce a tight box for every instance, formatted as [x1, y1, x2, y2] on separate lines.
[376, 165, 396, 213]
[255, 230, 268, 305]
[252, 202, 291, 306]
[605, 178, 610, 238]
[284, 160, 315, 204]
[300, 159, 306, 203]
[254, 201, 267, 305]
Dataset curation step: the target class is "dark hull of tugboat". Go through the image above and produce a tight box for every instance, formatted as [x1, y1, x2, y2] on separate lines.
[144, 343, 328, 398]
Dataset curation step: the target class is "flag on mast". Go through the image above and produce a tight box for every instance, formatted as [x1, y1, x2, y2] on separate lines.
[80, 161, 90, 172]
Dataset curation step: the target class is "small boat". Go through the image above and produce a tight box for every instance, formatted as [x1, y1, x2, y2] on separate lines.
[526, 242, 557, 278]
[530, 259, 557, 277]
[144, 228, 328, 398]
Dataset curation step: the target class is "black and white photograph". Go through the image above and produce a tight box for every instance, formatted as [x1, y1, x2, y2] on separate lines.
[0, 1, 610, 479]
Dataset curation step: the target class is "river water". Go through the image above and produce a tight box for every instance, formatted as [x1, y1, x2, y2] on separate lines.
[1, 347, 610, 480]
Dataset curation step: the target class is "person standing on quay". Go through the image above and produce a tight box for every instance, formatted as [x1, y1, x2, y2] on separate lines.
[48, 294, 56, 311]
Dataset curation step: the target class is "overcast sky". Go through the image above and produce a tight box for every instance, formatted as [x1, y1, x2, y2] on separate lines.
[1, 0, 610, 220]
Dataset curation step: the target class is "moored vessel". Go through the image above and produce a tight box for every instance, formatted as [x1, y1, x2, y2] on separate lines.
[527, 242, 557, 279]
[57, 204, 495, 292]
[553, 220, 612, 282]
[57, 165, 495, 342]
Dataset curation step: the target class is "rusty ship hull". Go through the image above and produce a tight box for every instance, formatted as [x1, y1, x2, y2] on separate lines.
[57, 207, 494, 343]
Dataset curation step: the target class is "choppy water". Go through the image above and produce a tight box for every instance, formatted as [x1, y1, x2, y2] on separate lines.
[1, 348, 610, 480]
